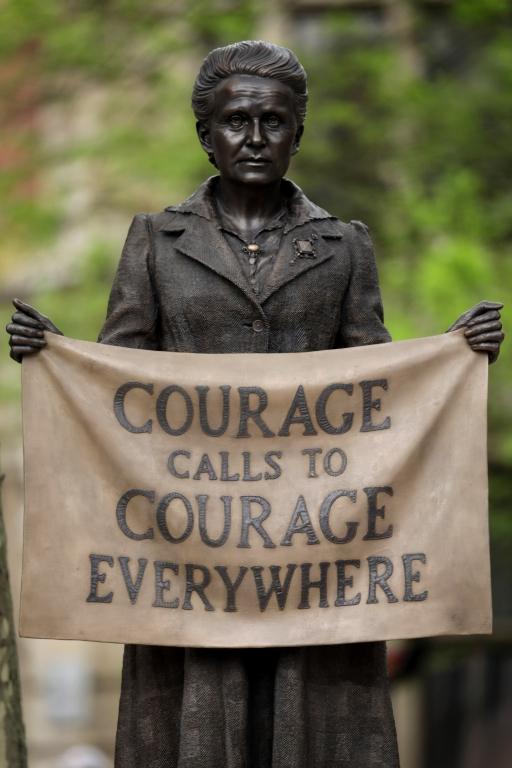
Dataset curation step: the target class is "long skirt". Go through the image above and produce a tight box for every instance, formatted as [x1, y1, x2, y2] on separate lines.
[114, 641, 399, 768]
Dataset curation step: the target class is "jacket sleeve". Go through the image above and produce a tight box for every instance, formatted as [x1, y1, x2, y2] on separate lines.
[98, 214, 159, 349]
[336, 220, 391, 348]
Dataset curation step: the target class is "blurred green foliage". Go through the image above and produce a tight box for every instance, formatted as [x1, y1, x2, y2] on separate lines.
[1, 1, 511, 541]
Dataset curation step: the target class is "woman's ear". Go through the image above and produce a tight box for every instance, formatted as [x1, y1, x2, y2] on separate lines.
[291, 124, 304, 156]
[196, 121, 212, 154]
[196, 120, 218, 167]
[196, 121, 217, 166]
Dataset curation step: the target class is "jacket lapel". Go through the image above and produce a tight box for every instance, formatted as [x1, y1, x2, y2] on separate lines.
[156, 214, 259, 306]
[259, 228, 342, 303]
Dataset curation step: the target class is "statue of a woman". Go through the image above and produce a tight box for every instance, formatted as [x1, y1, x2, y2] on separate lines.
[6, 41, 504, 767]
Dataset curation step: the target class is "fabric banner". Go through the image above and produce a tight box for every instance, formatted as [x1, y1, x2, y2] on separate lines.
[20, 332, 491, 648]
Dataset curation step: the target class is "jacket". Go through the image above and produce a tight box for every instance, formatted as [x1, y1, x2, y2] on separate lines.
[98, 178, 391, 353]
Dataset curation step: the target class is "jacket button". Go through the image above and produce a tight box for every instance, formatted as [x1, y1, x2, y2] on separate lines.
[252, 319, 264, 333]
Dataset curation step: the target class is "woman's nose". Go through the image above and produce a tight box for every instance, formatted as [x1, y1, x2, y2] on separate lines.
[247, 119, 265, 147]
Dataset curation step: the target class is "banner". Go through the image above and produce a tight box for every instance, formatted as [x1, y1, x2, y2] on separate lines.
[20, 332, 491, 647]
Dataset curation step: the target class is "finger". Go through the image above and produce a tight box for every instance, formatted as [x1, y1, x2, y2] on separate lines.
[464, 320, 502, 338]
[6, 322, 44, 338]
[12, 298, 49, 323]
[10, 345, 42, 358]
[471, 342, 500, 353]
[12, 303, 61, 335]
[466, 310, 501, 327]
[474, 301, 504, 311]
[12, 299, 62, 336]
[9, 334, 46, 347]
[11, 311, 45, 329]
[473, 343, 500, 363]
[466, 311, 500, 328]
[467, 301, 504, 316]
[467, 331, 504, 345]
[11, 299, 60, 333]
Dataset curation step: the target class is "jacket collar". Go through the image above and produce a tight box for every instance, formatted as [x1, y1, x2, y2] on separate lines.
[161, 176, 335, 234]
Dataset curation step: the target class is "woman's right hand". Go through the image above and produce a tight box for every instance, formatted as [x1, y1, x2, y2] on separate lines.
[6, 298, 63, 363]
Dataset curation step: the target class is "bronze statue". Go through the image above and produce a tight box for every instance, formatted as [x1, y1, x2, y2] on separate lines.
[6, 41, 504, 767]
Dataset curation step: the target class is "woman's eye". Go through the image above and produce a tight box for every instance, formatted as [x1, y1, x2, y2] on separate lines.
[265, 115, 280, 128]
[228, 115, 245, 128]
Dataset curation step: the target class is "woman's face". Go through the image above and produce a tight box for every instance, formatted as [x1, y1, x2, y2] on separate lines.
[197, 74, 303, 186]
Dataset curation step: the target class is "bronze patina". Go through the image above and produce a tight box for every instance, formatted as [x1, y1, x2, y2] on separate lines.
[6, 40, 504, 768]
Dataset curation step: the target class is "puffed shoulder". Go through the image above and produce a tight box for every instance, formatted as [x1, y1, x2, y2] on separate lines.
[121, 213, 153, 244]
[349, 219, 370, 234]
[322, 217, 371, 242]
[122, 212, 159, 239]
[337, 218, 374, 247]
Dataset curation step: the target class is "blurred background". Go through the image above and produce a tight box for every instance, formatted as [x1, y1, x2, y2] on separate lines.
[1, 0, 511, 766]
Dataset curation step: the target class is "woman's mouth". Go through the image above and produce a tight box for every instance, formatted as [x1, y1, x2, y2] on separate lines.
[239, 157, 270, 165]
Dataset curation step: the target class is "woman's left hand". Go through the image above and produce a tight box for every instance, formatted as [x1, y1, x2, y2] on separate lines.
[447, 300, 504, 363]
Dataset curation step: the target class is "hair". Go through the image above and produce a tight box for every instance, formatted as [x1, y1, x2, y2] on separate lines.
[191, 40, 308, 126]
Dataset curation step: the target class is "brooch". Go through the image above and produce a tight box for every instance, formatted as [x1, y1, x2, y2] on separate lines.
[291, 234, 318, 264]
[242, 243, 263, 258]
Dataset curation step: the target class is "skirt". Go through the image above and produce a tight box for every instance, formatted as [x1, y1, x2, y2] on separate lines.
[114, 641, 399, 768]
